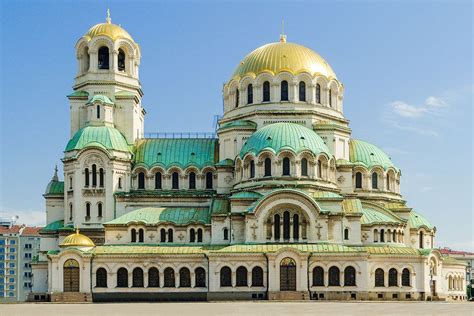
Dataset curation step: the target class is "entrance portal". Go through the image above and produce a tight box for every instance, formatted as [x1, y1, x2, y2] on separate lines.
[63, 259, 80, 292]
[280, 257, 296, 291]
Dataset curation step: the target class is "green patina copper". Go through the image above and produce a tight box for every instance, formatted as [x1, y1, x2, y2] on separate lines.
[106, 207, 211, 226]
[215, 159, 234, 167]
[312, 191, 343, 200]
[341, 198, 363, 213]
[239, 123, 331, 158]
[115, 90, 136, 98]
[230, 191, 263, 200]
[219, 120, 257, 131]
[408, 210, 434, 230]
[86, 94, 114, 105]
[349, 139, 397, 171]
[360, 206, 403, 225]
[44, 181, 64, 195]
[133, 138, 217, 169]
[40, 220, 74, 233]
[67, 91, 89, 98]
[65, 126, 130, 152]
[211, 198, 230, 215]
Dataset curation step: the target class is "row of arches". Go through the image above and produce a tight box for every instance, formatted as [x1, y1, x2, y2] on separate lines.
[85, 202, 103, 219]
[354, 169, 400, 194]
[134, 169, 215, 191]
[447, 274, 464, 291]
[265, 210, 308, 241]
[374, 268, 411, 287]
[129, 227, 204, 243]
[312, 266, 356, 287]
[373, 228, 405, 244]
[219, 266, 264, 287]
[84, 164, 105, 188]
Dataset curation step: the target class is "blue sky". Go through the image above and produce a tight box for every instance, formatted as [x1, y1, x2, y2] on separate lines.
[0, 1, 472, 250]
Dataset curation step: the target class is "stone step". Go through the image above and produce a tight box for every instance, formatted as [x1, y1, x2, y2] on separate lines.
[51, 292, 92, 303]
[268, 291, 310, 301]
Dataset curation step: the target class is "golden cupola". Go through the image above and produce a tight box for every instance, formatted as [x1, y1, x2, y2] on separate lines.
[60, 229, 95, 248]
[83, 9, 134, 42]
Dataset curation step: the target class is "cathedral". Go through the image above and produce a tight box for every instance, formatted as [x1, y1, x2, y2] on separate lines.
[32, 13, 467, 302]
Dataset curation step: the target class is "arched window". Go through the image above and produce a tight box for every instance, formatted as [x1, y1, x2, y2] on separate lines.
[82, 47, 90, 72]
[402, 268, 410, 286]
[274, 214, 281, 240]
[236, 266, 248, 287]
[264, 158, 272, 176]
[97, 203, 103, 218]
[168, 229, 173, 242]
[247, 266, 262, 287]
[197, 228, 203, 242]
[344, 228, 349, 240]
[293, 214, 299, 240]
[99, 168, 104, 187]
[315, 83, 321, 103]
[96, 268, 107, 288]
[235, 89, 239, 107]
[86, 202, 91, 218]
[172, 172, 179, 189]
[282, 157, 290, 176]
[148, 267, 159, 287]
[160, 228, 166, 242]
[220, 266, 232, 287]
[301, 158, 308, 176]
[249, 160, 255, 178]
[164, 268, 175, 287]
[372, 172, 378, 189]
[373, 229, 379, 242]
[195, 267, 206, 287]
[388, 268, 398, 287]
[98, 46, 109, 69]
[179, 267, 191, 287]
[118, 177, 122, 189]
[138, 229, 144, 243]
[131, 228, 136, 243]
[117, 268, 128, 287]
[205, 172, 213, 189]
[247, 84, 253, 104]
[380, 229, 385, 242]
[69, 203, 73, 221]
[313, 267, 324, 286]
[392, 230, 397, 243]
[132, 268, 144, 287]
[189, 172, 196, 190]
[317, 160, 322, 178]
[223, 228, 229, 240]
[97, 105, 101, 119]
[138, 172, 145, 190]
[92, 164, 97, 187]
[84, 168, 90, 187]
[344, 266, 356, 286]
[355, 172, 362, 189]
[280, 80, 289, 101]
[375, 268, 384, 287]
[283, 211, 290, 240]
[189, 228, 196, 242]
[155, 172, 162, 190]
[118, 48, 126, 72]
[298, 81, 306, 101]
[328, 88, 333, 107]
[328, 266, 340, 286]
[386, 174, 391, 191]
[419, 231, 424, 248]
[263, 81, 270, 102]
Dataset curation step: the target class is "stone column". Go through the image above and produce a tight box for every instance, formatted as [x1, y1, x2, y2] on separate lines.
[175, 272, 179, 288]
[231, 271, 236, 287]
[247, 270, 252, 288]
[191, 272, 196, 288]
[159, 271, 164, 288]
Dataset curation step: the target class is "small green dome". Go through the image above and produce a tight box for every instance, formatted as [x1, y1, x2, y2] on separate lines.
[349, 139, 397, 170]
[239, 123, 331, 158]
[65, 126, 130, 153]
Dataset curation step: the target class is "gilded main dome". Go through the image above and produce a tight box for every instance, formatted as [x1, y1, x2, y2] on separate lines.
[60, 230, 95, 248]
[84, 11, 133, 42]
[232, 38, 337, 80]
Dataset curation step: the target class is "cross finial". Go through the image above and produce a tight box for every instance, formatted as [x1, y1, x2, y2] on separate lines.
[52, 165, 59, 181]
[280, 19, 287, 43]
[106, 9, 111, 23]
[75, 228, 80, 234]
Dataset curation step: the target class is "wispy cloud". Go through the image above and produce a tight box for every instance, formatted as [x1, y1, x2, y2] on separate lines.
[0, 208, 46, 227]
[389, 96, 449, 119]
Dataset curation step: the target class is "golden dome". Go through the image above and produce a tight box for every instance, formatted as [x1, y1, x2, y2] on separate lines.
[84, 10, 133, 42]
[60, 229, 95, 248]
[232, 38, 337, 80]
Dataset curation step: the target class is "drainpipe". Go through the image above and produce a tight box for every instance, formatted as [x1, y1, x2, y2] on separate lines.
[307, 253, 312, 300]
[113, 193, 117, 219]
[90, 255, 93, 301]
[204, 253, 210, 300]
[264, 253, 269, 299]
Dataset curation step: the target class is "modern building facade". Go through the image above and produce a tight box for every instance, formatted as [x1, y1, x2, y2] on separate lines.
[33, 12, 467, 302]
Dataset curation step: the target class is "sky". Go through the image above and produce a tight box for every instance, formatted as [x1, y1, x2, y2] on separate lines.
[0, 1, 472, 250]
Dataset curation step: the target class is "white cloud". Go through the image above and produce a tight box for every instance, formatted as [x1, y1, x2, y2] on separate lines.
[425, 96, 447, 107]
[390, 101, 427, 118]
[0, 208, 46, 227]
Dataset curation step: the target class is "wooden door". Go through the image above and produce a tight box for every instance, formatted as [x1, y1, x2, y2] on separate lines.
[280, 257, 297, 291]
[63, 259, 80, 292]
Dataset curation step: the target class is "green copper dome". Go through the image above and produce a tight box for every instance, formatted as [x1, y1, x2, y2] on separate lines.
[65, 126, 130, 153]
[239, 123, 331, 158]
[349, 139, 397, 171]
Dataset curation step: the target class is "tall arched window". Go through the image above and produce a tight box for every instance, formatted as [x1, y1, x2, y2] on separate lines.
[179, 268, 191, 287]
[138, 229, 144, 243]
[263, 81, 270, 102]
[344, 266, 356, 286]
[205, 172, 213, 189]
[392, 230, 397, 242]
[380, 229, 385, 242]
[247, 84, 253, 104]
[85, 202, 91, 218]
[386, 174, 391, 191]
[298, 81, 306, 101]
[97, 105, 101, 119]
[189, 228, 196, 242]
[96, 268, 107, 288]
[283, 211, 290, 240]
[168, 228, 174, 242]
[388, 268, 398, 287]
[164, 268, 175, 287]
[69, 203, 73, 221]
[223, 227, 229, 240]
[315, 83, 321, 103]
[264, 158, 272, 176]
[197, 228, 203, 242]
[313, 267, 324, 286]
[375, 268, 384, 287]
[97, 203, 103, 218]
[84, 168, 90, 187]
[274, 214, 281, 240]
[249, 160, 255, 178]
[419, 231, 424, 248]
[251, 266, 264, 286]
[220, 267, 232, 287]
[328, 88, 333, 107]
[344, 228, 349, 240]
[235, 89, 239, 107]
[373, 229, 379, 242]
[155, 172, 162, 189]
[189, 172, 196, 190]
[148, 267, 159, 287]
[280, 80, 289, 101]
[402, 268, 410, 286]
[92, 164, 97, 187]
[160, 228, 166, 242]
[301, 158, 308, 176]
[98, 46, 109, 69]
[372, 172, 378, 189]
[117, 268, 128, 287]
[328, 266, 340, 286]
[236, 266, 248, 286]
[132, 268, 144, 287]
[118, 48, 126, 72]
[172, 172, 179, 189]
[138, 172, 145, 190]
[131, 228, 136, 243]
[355, 172, 362, 189]
[195, 267, 206, 287]
[293, 214, 299, 240]
[317, 160, 322, 178]
[282, 157, 290, 176]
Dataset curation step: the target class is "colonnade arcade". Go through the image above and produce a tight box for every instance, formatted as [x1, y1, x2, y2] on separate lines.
[265, 208, 308, 242]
